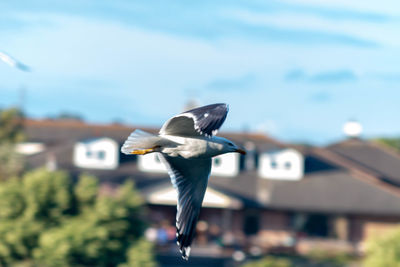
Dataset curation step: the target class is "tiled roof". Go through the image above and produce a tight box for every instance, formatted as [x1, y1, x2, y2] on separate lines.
[268, 170, 400, 215]
[328, 138, 400, 186]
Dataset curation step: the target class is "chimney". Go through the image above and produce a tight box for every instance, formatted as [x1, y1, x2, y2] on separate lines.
[46, 153, 58, 171]
[244, 141, 256, 170]
[183, 99, 200, 111]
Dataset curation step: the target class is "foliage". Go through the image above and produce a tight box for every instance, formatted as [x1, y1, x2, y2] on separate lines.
[0, 168, 155, 266]
[0, 107, 25, 144]
[242, 252, 353, 267]
[242, 256, 291, 267]
[306, 249, 352, 267]
[364, 226, 400, 267]
[374, 137, 400, 152]
[118, 238, 157, 267]
[0, 108, 25, 180]
[0, 142, 24, 181]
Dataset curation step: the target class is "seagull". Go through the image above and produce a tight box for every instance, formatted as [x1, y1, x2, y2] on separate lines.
[121, 103, 246, 260]
[0, 51, 31, 72]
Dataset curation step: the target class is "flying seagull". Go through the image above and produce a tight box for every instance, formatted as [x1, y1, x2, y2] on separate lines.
[121, 103, 246, 260]
[0, 51, 31, 72]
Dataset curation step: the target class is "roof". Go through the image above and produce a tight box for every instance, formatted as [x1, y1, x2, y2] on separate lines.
[268, 170, 400, 215]
[327, 138, 400, 186]
[22, 119, 400, 216]
[208, 147, 400, 216]
[24, 119, 135, 145]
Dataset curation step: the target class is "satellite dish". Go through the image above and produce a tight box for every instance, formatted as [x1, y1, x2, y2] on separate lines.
[343, 120, 363, 138]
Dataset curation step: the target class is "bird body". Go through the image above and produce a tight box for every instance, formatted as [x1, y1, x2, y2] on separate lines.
[121, 103, 245, 260]
[158, 134, 238, 159]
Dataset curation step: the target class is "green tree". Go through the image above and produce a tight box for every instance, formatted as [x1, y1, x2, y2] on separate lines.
[0, 142, 24, 181]
[242, 256, 291, 267]
[364, 226, 400, 267]
[119, 239, 156, 267]
[374, 137, 400, 152]
[0, 107, 25, 180]
[0, 168, 155, 267]
[0, 107, 25, 143]
[242, 253, 353, 267]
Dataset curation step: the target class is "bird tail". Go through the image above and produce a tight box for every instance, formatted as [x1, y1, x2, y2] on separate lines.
[121, 129, 162, 155]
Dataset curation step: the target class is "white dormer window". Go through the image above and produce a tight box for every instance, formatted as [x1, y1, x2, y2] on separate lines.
[258, 148, 304, 180]
[210, 153, 239, 177]
[138, 152, 240, 177]
[73, 137, 119, 169]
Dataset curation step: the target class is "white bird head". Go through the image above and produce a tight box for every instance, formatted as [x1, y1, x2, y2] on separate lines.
[215, 137, 246, 155]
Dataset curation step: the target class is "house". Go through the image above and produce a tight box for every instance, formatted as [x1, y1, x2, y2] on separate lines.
[73, 137, 119, 170]
[20, 118, 400, 256]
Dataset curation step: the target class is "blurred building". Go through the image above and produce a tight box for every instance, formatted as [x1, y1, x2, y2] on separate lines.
[19, 119, 400, 257]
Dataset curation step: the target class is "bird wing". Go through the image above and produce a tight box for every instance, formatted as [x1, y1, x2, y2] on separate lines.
[159, 103, 228, 137]
[0, 52, 30, 71]
[0, 52, 15, 67]
[159, 154, 211, 260]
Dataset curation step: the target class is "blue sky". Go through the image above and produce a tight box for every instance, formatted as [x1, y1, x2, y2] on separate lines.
[0, 0, 399, 144]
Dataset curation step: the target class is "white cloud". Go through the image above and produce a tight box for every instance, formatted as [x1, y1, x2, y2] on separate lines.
[282, 0, 400, 16]
[226, 9, 400, 46]
[1, 3, 400, 143]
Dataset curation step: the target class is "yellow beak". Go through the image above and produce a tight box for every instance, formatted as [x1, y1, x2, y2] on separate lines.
[235, 148, 246, 155]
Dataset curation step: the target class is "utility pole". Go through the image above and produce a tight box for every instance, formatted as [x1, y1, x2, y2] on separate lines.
[18, 85, 26, 110]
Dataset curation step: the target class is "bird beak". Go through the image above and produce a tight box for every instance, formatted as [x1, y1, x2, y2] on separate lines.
[235, 148, 246, 155]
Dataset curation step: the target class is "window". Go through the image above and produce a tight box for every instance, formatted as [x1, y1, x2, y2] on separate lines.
[210, 153, 240, 177]
[98, 151, 106, 160]
[214, 157, 222, 166]
[74, 138, 119, 170]
[270, 161, 278, 169]
[258, 149, 304, 180]
[85, 150, 106, 159]
[302, 214, 329, 237]
[244, 211, 260, 235]
[285, 162, 292, 169]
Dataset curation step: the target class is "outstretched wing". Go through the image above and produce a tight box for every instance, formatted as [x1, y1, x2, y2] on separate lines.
[0, 51, 30, 71]
[159, 103, 228, 137]
[159, 154, 211, 260]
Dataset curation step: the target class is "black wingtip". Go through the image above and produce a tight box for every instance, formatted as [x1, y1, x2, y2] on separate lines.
[177, 238, 192, 260]
[181, 103, 229, 136]
[16, 63, 31, 72]
[183, 103, 227, 113]
[180, 246, 191, 260]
